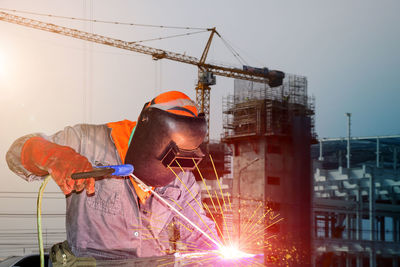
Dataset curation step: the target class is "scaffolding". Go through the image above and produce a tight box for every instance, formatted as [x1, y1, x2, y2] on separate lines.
[223, 74, 316, 140]
[221, 74, 314, 265]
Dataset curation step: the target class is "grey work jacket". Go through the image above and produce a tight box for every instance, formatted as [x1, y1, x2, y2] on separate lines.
[6, 123, 218, 259]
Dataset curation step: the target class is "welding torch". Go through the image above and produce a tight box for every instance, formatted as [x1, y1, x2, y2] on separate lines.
[71, 164, 134, 179]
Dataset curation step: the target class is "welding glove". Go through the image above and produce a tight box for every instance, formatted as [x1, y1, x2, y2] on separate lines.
[21, 136, 95, 195]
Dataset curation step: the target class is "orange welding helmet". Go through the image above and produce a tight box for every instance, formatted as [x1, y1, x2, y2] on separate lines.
[144, 91, 198, 117]
[125, 91, 207, 187]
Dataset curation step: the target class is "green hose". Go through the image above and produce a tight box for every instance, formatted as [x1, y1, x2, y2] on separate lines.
[37, 175, 51, 267]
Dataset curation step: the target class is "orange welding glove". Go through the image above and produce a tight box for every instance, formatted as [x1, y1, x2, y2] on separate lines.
[21, 136, 95, 195]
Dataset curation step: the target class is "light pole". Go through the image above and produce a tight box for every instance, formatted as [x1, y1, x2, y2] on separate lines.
[346, 113, 351, 168]
[238, 157, 259, 243]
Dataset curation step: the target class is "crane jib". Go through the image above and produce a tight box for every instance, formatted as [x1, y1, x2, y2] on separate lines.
[0, 9, 285, 143]
[0, 10, 283, 85]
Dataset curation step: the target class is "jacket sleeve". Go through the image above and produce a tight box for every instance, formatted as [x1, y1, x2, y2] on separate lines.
[5, 125, 87, 182]
[175, 172, 220, 251]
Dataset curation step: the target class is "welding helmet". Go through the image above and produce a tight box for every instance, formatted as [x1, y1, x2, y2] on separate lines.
[125, 91, 207, 187]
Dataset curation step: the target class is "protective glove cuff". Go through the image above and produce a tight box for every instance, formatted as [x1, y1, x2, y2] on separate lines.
[21, 136, 52, 176]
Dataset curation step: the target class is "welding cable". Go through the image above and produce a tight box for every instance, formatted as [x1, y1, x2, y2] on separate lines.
[37, 175, 51, 267]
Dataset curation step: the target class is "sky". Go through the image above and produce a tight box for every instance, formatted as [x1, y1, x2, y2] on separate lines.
[0, 0, 399, 255]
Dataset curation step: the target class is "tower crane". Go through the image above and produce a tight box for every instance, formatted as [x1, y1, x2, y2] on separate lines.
[0, 10, 284, 142]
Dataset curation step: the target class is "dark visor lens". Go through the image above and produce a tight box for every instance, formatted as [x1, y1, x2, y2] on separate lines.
[160, 141, 204, 170]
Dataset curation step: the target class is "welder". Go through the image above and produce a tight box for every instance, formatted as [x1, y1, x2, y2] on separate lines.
[6, 91, 218, 265]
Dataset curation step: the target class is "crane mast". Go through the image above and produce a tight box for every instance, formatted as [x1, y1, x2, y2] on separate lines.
[0, 10, 284, 141]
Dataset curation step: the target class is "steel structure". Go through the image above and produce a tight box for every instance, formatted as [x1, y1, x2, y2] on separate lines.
[313, 136, 400, 266]
[0, 10, 284, 142]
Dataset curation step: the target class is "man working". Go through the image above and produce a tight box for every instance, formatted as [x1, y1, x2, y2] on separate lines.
[6, 91, 219, 264]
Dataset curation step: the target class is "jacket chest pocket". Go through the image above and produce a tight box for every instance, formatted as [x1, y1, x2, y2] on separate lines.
[86, 179, 123, 215]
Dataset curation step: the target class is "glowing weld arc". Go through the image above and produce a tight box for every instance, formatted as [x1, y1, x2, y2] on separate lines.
[129, 173, 222, 249]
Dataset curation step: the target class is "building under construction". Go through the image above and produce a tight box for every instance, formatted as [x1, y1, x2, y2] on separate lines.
[222, 74, 316, 266]
[312, 136, 400, 266]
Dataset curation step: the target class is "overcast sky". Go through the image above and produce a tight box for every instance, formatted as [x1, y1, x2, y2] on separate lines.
[0, 0, 399, 250]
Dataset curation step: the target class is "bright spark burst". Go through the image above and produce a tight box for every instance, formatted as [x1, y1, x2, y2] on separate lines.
[128, 156, 292, 266]
[218, 245, 255, 260]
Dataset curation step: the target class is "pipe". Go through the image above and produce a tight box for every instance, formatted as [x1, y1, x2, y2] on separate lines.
[37, 175, 51, 267]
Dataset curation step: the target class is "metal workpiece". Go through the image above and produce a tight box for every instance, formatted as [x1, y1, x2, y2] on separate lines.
[93, 251, 263, 266]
